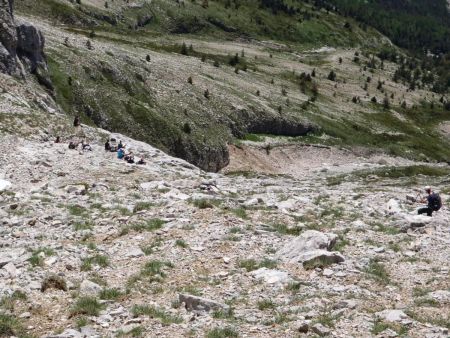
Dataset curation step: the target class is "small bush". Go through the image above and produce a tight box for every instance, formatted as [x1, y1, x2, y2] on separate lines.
[99, 288, 122, 300]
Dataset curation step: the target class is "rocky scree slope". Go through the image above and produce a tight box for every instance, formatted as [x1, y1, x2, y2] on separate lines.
[0, 71, 450, 337]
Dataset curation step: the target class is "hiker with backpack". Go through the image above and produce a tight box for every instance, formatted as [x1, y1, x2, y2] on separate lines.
[418, 186, 442, 216]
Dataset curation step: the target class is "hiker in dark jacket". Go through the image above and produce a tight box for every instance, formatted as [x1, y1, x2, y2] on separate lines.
[418, 186, 442, 216]
[73, 116, 80, 127]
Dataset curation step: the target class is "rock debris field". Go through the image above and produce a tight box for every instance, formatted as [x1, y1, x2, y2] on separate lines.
[0, 125, 449, 338]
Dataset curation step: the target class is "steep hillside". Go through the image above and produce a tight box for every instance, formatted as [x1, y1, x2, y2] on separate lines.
[14, 0, 450, 171]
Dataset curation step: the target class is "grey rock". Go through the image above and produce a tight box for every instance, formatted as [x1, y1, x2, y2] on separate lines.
[376, 309, 409, 322]
[311, 323, 331, 336]
[79, 279, 102, 296]
[250, 268, 292, 286]
[301, 250, 345, 269]
[179, 293, 229, 313]
[46, 328, 82, 338]
[276, 230, 338, 263]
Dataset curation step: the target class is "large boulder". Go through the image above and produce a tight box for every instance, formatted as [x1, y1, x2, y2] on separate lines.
[276, 230, 338, 263]
[276, 230, 344, 268]
[16, 21, 46, 73]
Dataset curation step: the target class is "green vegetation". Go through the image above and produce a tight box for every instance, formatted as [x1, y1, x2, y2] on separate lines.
[0, 313, 29, 337]
[270, 223, 302, 236]
[120, 219, 165, 235]
[99, 288, 123, 300]
[206, 326, 239, 338]
[81, 255, 110, 271]
[71, 296, 105, 316]
[371, 319, 408, 336]
[133, 201, 154, 213]
[238, 258, 277, 272]
[28, 247, 55, 267]
[131, 305, 182, 324]
[364, 258, 390, 285]
[257, 299, 276, 311]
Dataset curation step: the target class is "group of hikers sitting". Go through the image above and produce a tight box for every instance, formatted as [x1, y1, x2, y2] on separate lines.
[104, 138, 146, 165]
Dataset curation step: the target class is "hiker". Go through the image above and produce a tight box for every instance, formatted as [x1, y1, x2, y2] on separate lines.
[82, 141, 92, 151]
[117, 148, 125, 159]
[124, 151, 135, 164]
[137, 157, 146, 165]
[68, 141, 77, 150]
[73, 116, 80, 127]
[418, 186, 442, 217]
[118, 140, 124, 149]
[55, 136, 61, 144]
[105, 139, 110, 151]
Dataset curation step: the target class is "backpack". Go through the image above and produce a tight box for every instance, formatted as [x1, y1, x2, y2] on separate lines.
[429, 193, 442, 211]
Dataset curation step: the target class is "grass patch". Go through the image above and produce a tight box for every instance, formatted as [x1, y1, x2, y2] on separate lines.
[133, 201, 154, 213]
[413, 298, 439, 307]
[238, 258, 277, 272]
[206, 326, 239, 338]
[28, 247, 55, 267]
[70, 296, 105, 317]
[128, 260, 174, 287]
[257, 299, 276, 311]
[212, 307, 234, 320]
[191, 198, 220, 209]
[81, 255, 109, 271]
[67, 204, 87, 216]
[371, 319, 409, 335]
[73, 221, 94, 231]
[364, 258, 390, 285]
[270, 223, 302, 236]
[131, 305, 182, 324]
[231, 208, 248, 219]
[99, 288, 123, 300]
[0, 313, 28, 337]
[175, 239, 188, 248]
[121, 219, 165, 235]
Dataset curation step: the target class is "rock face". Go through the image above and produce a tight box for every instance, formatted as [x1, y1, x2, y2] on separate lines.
[0, 0, 50, 84]
[0, 0, 17, 74]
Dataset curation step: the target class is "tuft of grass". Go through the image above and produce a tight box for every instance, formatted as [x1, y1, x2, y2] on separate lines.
[133, 201, 154, 213]
[99, 288, 123, 300]
[231, 208, 248, 219]
[28, 247, 55, 267]
[75, 316, 88, 329]
[238, 258, 277, 272]
[257, 299, 276, 311]
[238, 259, 258, 272]
[131, 305, 182, 324]
[73, 221, 94, 231]
[206, 326, 239, 338]
[0, 291, 27, 311]
[413, 298, 439, 307]
[212, 307, 234, 320]
[364, 258, 390, 285]
[175, 239, 188, 248]
[270, 223, 302, 236]
[191, 198, 222, 209]
[70, 296, 105, 317]
[0, 313, 27, 337]
[121, 219, 165, 234]
[67, 204, 87, 216]
[81, 255, 110, 271]
[371, 319, 409, 335]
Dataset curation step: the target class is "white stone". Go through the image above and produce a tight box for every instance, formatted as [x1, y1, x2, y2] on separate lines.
[250, 268, 292, 286]
[376, 309, 409, 322]
[79, 280, 102, 296]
